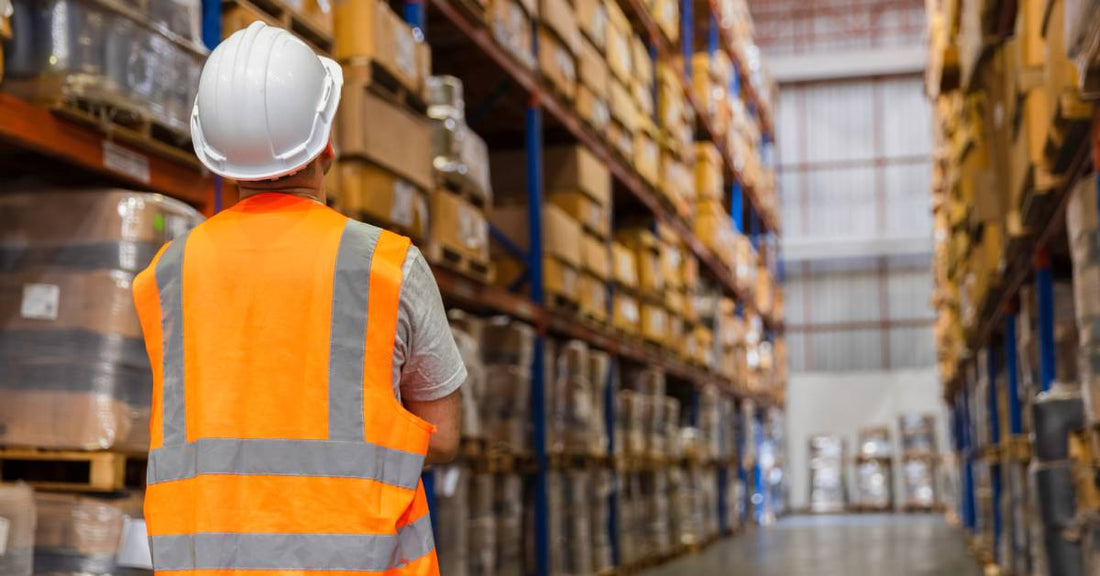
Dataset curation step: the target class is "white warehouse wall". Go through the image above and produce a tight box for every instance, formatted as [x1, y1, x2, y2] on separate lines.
[784, 368, 951, 512]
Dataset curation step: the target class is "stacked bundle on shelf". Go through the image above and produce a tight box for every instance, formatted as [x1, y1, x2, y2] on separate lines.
[630, 38, 661, 189]
[564, 470, 593, 576]
[0, 483, 34, 576]
[898, 414, 939, 511]
[588, 350, 613, 456]
[605, 0, 638, 160]
[616, 227, 669, 347]
[590, 469, 615, 573]
[5, 0, 205, 140]
[642, 469, 672, 555]
[226, 0, 332, 50]
[611, 240, 641, 336]
[1066, 174, 1100, 423]
[449, 312, 486, 442]
[657, 64, 695, 220]
[0, 191, 202, 451]
[470, 472, 497, 576]
[434, 465, 470, 576]
[617, 471, 643, 566]
[332, 0, 437, 243]
[537, 0, 578, 101]
[546, 339, 598, 455]
[853, 426, 893, 511]
[496, 473, 525, 576]
[575, 0, 611, 133]
[692, 143, 739, 274]
[488, 0, 536, 69]
[480, 317, 536, 455]
[808, 434, 846, 514]
[34, 492, 146, 576]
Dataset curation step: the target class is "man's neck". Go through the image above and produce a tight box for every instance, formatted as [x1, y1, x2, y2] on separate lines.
[237, 186, 325, 204]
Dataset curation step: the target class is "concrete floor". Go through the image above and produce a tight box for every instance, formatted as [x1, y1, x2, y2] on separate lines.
[639, 514, 983, 576]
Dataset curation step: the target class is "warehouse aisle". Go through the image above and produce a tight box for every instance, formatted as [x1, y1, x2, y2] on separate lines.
[638, 515, 982, 576]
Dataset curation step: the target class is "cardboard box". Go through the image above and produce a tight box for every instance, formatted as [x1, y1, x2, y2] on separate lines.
[576, 0, 608, 51]
[579, 273, 609, 322]
[640, 304, 667, 344]
[613, 242, 638, 289]
[653, 0, 679, 43]
[633, 77, 654, 119]
[339, 160, 430, 239]
[695, 142, 724, 201]
[538, 27, 578, 100]
[617, 229, 663, 295]
[609, 80, 638, 133]
[545, 145, 612, 205]
[545, 256, 580, 298]
[578, 37, 609, 99]
[490, 203, 582, 267]
[582, 234, 612, 279]
[286, 0, 334, 41]
[488, 0, 536, 69]
[577, 86, 611, 132]
[661, 244, 683, 291]
[334, 0, 431, 98]
[609, 120, 634, 159]
[606, 0, 629, 34]
[612, 291, 640, 333]
[540, 0, 580, 53]
[607, 24, 632, 83]
[549, 191, 611, 238]
[429, 189, 490, 264]
[337, 85, 433, 191]
[634, 127, 660, 186]
[1017, 0, 1045, 68]
[632, 35, 653, 87]
[666, 289, 684, 317]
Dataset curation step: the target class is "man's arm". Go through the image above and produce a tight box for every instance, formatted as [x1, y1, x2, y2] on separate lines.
[396, 248, 466, 465]
[405, 390, 461, 464]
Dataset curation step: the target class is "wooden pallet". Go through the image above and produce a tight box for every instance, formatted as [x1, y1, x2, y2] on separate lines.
[435, 169, 490, 209]
[424, 241, 495, 285]
[549, 451, 610, 470]
[902, 503, 946, 514]
[223, 0, 334, 54]
[0, 447, 147, 493]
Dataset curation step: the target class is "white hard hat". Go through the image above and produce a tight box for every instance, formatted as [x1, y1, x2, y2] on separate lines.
[191, 21, 343, 181]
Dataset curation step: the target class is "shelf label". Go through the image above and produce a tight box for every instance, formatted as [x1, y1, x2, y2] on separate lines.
[116, 518, 153, 569]
[21, 283, 59, 320]
[103, 141, 151, 184]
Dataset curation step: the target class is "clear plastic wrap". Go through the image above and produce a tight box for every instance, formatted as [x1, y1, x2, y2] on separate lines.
[482, 365, 530, 454]
[898, 413, 938, 455]
[589, 470, 613, 573]
[808, 434, 846, 513]
[0, 190, 202, 451]
[33, 492, 145, 576]
[450, 325, 485, 441]
[434, 465, 469, 576]
[0, 483, 35, 576]
[469, 472, 496, 576]
[495, 473, 524, 576]
[564, 471, 591, 576]
[587, 350, 610, 456]
[480, 316, 535, 367]
[7, 0, 205, 135]
[855, 460, 892, 509]
[901, 455, 938, 507]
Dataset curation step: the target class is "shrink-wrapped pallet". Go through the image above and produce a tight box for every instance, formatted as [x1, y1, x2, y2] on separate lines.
[469, 472, 496, 576]
[589, 469, 613, 573]
[34, 492, 145, 576]
[564, 471, 591, 576]
[496, 474, 524, 576]
[434, 465, 469, 576]
[450, 325, 485, 440]
[7, 0, 204, 136]
[0, 190, 202, 451]
[808, 434, 846, 513]
[587, 350, 611, 456]
[0, 483, 35, 576]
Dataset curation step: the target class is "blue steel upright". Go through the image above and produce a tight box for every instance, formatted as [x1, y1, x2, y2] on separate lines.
[1005, 314, 1023, 435]
[1036, 251, 1056, 392]
[681, 0, 693, 78]
[962, 387, 977, 533]
[987, 346, 1002, 563]
[404, 0, 425, 33]
[525, 98, 550, 576]
[201, 0, 221, 49]
[731, 183, 744, 233]
[605, 360, 619, 567]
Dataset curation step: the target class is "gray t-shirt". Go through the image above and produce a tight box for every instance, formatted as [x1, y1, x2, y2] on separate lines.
[392, 246, 467, 401]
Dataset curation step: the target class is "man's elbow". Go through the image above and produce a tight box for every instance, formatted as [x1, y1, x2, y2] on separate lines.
[427, 436, 460, 464]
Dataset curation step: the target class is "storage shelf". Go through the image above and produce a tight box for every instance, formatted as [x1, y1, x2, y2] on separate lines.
[0, 93, 215, 210]
[619, 0, 778, 233]
[706, 0, 772, 136]
[428, 0, 781, 330]
[943, 119, 1094, 400]
[432, 266, 776, 403]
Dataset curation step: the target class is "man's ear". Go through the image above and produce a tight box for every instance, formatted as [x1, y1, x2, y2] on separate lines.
[321, 140, 336, 175]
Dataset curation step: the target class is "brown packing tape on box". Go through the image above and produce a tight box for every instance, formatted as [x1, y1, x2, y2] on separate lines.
[338, 160, 429, 240]
[335, 0, 431, 97]
[337, 84, 433, 191]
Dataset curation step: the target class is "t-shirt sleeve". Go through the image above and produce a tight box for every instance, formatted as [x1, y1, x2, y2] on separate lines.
[396, 248, 467, 402]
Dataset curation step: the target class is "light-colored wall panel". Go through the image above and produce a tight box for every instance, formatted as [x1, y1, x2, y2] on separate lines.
[805, 82, 876, 163]
[808, 328, 884, 371]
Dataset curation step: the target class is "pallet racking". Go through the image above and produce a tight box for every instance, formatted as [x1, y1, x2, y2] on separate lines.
[0, 0, 784, 573]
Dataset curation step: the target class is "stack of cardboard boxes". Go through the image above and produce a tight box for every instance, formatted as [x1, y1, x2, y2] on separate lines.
[576, 0, 612, 132]
[658, 63, 696, 219]
[617, 227, 669, 347]
[538, 0, 579, 101]
[489, 0, 536, 69]
[224, 0, 333, 50]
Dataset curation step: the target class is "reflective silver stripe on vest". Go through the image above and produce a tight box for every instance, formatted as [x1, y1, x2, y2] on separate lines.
[328, 220, 381, 441]
[146, 437, 425, 490]
[151, 513, 435, 571]
[155, 233, 189, 447]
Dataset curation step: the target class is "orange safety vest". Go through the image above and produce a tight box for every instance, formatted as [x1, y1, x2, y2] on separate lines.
[132, 193, 439, 575]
